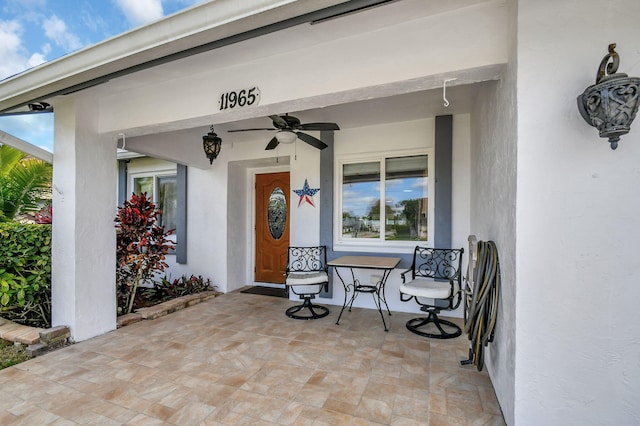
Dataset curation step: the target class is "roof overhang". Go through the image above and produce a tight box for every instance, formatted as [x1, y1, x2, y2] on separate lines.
[0, 130, 53, 164]
[0, 0, 396, 114]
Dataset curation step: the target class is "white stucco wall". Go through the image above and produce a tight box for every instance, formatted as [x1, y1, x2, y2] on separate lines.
[127, 114, 471, 316]
[52, 97, 117, 342]
[289, 144, 322, 248]
[467, 2, 518, 423]
[515, 0, 640, 424]
[227, 160, 252, 292]
[127, 127, 325, 293]
[308, 116, 472, 315]
[471, 78, 517, 424]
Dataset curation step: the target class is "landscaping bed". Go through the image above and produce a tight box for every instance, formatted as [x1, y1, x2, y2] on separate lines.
[0, 339, 28, 370]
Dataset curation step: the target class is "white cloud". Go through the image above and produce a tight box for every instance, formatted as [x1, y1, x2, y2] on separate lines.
[27, 52, 47, 68]
[172, 0, 208, 6]
[0, 19, 47, 79]
[114, 0, 164, 27]
[42, 15, 83, 52]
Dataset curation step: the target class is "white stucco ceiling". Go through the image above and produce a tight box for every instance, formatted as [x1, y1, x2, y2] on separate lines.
[218, 80, 493, 142]
[74, 0, 505, 141]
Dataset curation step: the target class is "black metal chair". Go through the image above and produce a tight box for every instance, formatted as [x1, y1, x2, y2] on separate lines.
[400, 246, 464, 338]
[284, 246, 330, 320]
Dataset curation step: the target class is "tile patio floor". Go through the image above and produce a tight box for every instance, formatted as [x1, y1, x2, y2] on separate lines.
[0, 291, 505, 425]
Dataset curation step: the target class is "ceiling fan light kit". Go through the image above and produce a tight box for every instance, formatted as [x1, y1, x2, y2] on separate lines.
[275, 130, 298, 144]
[228, 113, 340, 151]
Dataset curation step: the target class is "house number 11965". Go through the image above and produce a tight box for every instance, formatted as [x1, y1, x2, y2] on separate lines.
[219, 87, 261, 110]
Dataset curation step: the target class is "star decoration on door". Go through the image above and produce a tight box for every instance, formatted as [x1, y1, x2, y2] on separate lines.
[293, 179, 320, 207]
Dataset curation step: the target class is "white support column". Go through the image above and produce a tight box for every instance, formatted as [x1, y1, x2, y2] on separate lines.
[51, 97, 117, 342]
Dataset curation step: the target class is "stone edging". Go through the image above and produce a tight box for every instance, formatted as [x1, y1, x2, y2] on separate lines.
[0, 317, 70, 357]
[116, 290, 221, 328]
[0, 290, 221, 357]
[0, 317, 44, 345]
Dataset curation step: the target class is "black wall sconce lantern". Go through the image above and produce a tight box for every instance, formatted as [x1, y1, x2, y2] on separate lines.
[202, 126, 222, 164]
[577, 43, 640, 150]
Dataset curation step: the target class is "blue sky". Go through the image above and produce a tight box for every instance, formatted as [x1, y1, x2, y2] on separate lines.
[0, 0, 207, 152]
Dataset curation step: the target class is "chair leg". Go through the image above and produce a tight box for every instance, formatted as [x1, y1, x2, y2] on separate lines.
[406, 310, 461, 339]
[286, 296, 330, 320]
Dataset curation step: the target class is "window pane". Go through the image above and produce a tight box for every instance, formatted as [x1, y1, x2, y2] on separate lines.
[157, 176, 177, 231]
[342, 162, 380, 239]
[133, 177, 154, 199]
[385, 155, 428, 241]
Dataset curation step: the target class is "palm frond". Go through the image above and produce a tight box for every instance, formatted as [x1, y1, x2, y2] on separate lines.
[0, 145, 27, 178]
[0, 156, 52, 219]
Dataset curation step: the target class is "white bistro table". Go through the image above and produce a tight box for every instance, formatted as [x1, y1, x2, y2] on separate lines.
[327, 255, 401, 331]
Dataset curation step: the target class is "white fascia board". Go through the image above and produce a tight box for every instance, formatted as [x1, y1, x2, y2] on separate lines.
[0, 0, 347, 112]
[116, 149, 145, 160]
[0, 130, 53, 164]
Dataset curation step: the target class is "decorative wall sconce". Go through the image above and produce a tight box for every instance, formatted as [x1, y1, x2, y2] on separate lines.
[577, 43, 640, 150]
[202, 126, 222, 164]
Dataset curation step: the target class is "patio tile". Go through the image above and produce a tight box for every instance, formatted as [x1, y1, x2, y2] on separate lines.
[125, 413, 165, 425]
[166, 400, 216, 424]
[90, 401, 139, 423]
[355, 396, 394, 424]
[0, 291, 504, 425]
[323, 397, 359, 416]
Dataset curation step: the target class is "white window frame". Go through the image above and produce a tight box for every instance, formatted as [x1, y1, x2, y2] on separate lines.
[129, 169, 178, 243]
[334, 148, 434, 253]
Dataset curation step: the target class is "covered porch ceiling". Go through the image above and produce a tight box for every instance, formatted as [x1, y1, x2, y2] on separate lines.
[217, 78, 495, 144]
[74, 0, 504, 142]
[0, 0, 506, 156]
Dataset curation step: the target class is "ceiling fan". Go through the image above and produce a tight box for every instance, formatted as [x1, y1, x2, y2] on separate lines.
[227, 114, 339, 150]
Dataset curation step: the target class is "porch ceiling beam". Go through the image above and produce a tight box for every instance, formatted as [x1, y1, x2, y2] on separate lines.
[113, 63, 506, 139]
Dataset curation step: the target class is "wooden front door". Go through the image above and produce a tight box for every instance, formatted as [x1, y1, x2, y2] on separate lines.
[255, 172, 290, 283]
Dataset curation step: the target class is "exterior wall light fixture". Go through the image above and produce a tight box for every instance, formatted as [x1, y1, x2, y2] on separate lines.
[578, 43, 640, 150]
[202, 126, 222, 164]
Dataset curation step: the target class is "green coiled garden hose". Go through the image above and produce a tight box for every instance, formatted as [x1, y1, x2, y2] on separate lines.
[461, 238, 500, 372]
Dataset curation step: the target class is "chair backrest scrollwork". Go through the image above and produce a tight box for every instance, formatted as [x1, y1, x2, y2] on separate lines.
[410, 247, 464, 281]
[286, 246, 327, 273]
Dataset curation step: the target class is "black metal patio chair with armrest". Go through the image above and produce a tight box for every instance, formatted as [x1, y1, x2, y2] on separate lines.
[399, 246, 464, 338]
[284, 246, 330, 320]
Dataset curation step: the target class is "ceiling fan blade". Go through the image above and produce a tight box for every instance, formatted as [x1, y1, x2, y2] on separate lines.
[299, 122, 340, 131]
[296, 132, 328, 150]
[269, 115, 289, 129]
[265, 137, 279, 150]
[227, 128, 276, 132]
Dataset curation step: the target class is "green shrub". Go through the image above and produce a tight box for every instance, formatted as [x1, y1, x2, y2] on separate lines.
[0, 222, 51, 328]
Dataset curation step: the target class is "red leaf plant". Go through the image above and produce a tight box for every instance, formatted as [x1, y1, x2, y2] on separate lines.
[26, 204, 53, 224]
[115, 193, 175, 314]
